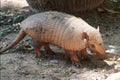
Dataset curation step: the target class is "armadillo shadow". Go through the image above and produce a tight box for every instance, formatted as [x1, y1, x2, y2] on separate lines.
[41, 49, 118, 70]
[0, 43, 118, 70]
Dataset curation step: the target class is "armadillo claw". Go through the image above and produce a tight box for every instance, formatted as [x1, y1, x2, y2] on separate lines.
[72, 61, 82, 67]
[46, 51, 56, 55]
[35, 55, 41, 58]
[35, 54, 44, 59]
[84, 57, 92, 61]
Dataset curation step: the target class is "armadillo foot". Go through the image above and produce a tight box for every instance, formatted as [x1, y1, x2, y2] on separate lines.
[44, 43, 56, 55]
[72, 60, 82, 67]
[46, 51, 56, 55]
[35, 55, 41, 58]
[81, 48, 91, 61]
[83, 56, 91, 61]
[66, 50, 82, 67]
[35, 54, 46, 59]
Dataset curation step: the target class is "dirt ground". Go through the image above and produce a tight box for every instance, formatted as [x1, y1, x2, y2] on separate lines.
[0, 7, 120, 80]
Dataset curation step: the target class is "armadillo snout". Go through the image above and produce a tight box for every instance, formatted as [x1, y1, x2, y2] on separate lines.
[89, 46, 106, 56]
[96, 50, 106, 56]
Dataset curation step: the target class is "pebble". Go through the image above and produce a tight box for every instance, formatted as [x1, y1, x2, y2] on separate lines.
[106, 72, 120, 80]
[50, 60, 58, 64]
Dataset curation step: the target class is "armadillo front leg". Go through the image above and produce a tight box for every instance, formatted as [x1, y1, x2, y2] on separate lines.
[44, 42, 56, 55]
[81, 48, 91, 60]
[33, 40, 42, 58]
[66, 50, 82, 67]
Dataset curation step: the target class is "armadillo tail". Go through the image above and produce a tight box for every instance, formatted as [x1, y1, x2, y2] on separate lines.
[0, 29, 26, 54]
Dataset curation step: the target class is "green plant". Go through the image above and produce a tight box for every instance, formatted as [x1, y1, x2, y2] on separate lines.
[41, 62, 54, 67]
[36, 58, 42, 65]
[61, 69, 70, 75]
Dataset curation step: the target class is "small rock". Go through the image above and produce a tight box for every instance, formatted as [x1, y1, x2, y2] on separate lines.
[50, 60, 58, 64]
[106, 72, 120, 80]
[114, 64, 120, 71]
[117, 58, 120, 61]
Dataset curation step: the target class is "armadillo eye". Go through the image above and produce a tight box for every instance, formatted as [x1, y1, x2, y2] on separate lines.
[91, 44, 95, 48]
[99, 43, 102, 45]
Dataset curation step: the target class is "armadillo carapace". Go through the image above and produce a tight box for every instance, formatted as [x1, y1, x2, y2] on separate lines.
[0, 11, 106, 67]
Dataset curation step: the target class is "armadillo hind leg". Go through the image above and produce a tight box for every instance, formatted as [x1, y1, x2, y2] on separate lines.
[43, 42, 56, 55]
[81, 48, 91, 60]
[66, 50, 82, 67]
[33, 40, 43, 58]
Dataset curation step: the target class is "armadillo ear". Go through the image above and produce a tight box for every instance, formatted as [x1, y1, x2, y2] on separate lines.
[82, 32, 89, 40]
[97, 26, 100, 31]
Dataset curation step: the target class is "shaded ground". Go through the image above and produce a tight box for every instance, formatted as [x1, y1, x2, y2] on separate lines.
[0, 6, 120, 80]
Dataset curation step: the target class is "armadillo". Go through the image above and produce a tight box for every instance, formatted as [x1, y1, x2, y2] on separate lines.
[0, 11, 106, 67]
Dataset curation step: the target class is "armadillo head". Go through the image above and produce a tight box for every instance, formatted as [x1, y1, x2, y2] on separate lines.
[82, 27, 106, 55]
